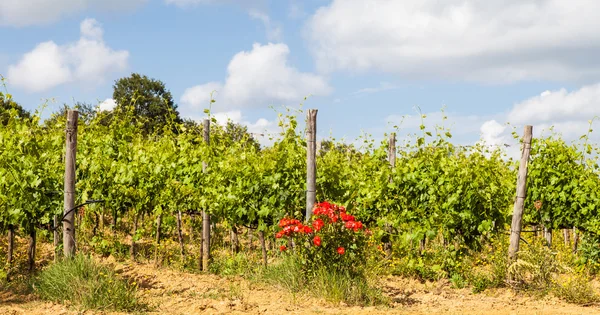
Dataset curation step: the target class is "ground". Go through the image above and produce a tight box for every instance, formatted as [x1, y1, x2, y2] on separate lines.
[1, 258, 599, 315]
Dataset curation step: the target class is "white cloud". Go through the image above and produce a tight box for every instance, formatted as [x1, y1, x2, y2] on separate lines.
[248, 9, 283, 42]
[351, 82, 398, 96]
[164, 0, 265, 9]
[180, 82, 223, 110]
[0, 0, 146, 27]
[180, 43, 331, 112]
[508, 84, 600, 125]
[7, 18, 129, 93]
[188, 109, 278, 147]
[480, 120, 507, 146]
[306, 0, 600, 83]
[98, 98, 116, 111]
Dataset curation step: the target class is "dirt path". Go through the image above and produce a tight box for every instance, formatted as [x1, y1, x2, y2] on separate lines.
[2, 261, 599, 315]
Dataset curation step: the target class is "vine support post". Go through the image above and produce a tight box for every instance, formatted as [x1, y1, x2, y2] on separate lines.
[384, 132, 396, 259]
[508, 125, 533, 262]
[53, 215, 60, 262]
[63, 110, 79, 258]
[306, 109, 318, 222]
[6, 224, 14, 280]
[201, 118, 211, 272]
[544, 226, 552, 247]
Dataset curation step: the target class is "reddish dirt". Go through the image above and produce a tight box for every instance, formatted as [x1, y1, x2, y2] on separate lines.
[2, 259, 599, 315]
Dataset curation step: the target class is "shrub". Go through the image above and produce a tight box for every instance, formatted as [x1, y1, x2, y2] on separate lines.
[32, 254, 143, 312]
[268, 201, 387, 306]
[553, 273, 600, 306]
[276, 201, 370, 277]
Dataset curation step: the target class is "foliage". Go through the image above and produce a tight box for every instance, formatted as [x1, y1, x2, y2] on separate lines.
[276, 201, 370, 277]
[0, 92, 30, 125]
[112, 73, 181, 134]
[32, 254, 143, 311]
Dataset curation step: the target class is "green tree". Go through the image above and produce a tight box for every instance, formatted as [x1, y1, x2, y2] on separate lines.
[112, 73, 181, 134]
[0, 93, 31, 125]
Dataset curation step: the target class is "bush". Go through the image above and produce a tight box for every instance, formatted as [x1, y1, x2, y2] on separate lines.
[32, 254, 143, 312]
[267, 201, 387, 306]
[276, 201, 370, 277]
[553, 273, 600, 306]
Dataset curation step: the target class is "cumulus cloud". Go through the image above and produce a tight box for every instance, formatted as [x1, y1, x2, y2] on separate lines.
[7, 18, 129, 93]
[98, 98, 117, 111]
[0, 0, 146, 27]
[180, 43, 331, 112]
[306, 0, 600, 83]
[248, 9, 283, 42]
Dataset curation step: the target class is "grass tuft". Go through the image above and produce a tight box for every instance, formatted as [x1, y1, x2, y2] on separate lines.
[32, 254, 144, 312]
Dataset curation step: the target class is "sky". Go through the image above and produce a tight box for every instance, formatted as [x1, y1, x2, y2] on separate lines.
[1, 0, 600, 155]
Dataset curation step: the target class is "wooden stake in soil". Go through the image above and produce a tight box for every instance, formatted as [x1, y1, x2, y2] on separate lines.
[573, 227, 579, 253]
[28, 229, 36, 273]
[384, 133, 396, 259]
[305, 109, 318, 221]
[177, 210, 185, 259]
[130, 212, 139, 260]
[258, 231, 268, 267]
[230, 225, 239, 254]
[154, 214, 162, 267]
[53, 215, 60, 262]
[202, 118, 211, 271]
[563, 229, 570, 246]
[63, 110, 78, 258]
[7, 225, 14, 280]
[544, 226, 552, 247]
[508, 125, 533, 261]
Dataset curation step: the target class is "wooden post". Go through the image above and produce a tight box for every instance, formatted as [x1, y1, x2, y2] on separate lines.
[544, 226, 552, 247]
[53, 215, 59, 262]
[230, 225, 239, 254]
[508, 125, 533, 261]
[130, 212, 139, 260]
[573, 227, 579, 253]
[177, 210, 185, 259]
[306, 109, 318, 221]
[202, 119, 211, 271]
[7, 225, 14, 280]
[63, 110, 78, 257]
[154, 214, 162, 267]
[258, 231, 267, 267]
[563, 229, 569, 246]
[384, 133, 396, 258]
[28, 229, 36, 273]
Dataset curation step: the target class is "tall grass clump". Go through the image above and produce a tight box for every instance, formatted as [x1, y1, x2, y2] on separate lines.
[32, 254, 143, 312]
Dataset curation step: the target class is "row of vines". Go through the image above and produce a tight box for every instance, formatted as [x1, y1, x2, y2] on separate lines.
[3, 91, 600, 273]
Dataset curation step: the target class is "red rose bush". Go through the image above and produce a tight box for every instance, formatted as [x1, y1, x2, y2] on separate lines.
[275, 201, 370, 275]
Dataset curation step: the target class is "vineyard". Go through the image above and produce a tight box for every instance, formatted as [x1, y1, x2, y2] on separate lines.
[2, 86, 600, 313]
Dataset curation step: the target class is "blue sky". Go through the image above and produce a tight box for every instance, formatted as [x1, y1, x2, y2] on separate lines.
[1, 0, 599, 153]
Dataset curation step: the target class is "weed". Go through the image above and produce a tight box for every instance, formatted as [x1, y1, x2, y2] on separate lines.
[32, 254, 145, 312]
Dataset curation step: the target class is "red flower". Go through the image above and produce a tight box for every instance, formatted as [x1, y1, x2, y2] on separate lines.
[280, 245, 287, 251]
[312, 219, 324, 231]
[341, 213, 355, 222]
[303, 225, 313, 234]
[345, 221, 355, 229]
[337, 247, 345, 255]
[275, 231, 284, 238]
[313, 236, 322, 246]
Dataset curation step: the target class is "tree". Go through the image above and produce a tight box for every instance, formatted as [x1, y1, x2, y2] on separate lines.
[112, 73, 181, 134]
[44, 102, 96, 127]
[0, 93, 30, 125]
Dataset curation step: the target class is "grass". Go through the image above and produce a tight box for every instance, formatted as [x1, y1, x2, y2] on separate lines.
[32, 254, 145, 312]
[258, 255, 389, 306]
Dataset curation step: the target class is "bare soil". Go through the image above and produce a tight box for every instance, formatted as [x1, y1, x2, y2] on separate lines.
[2, 258, 599, 315]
